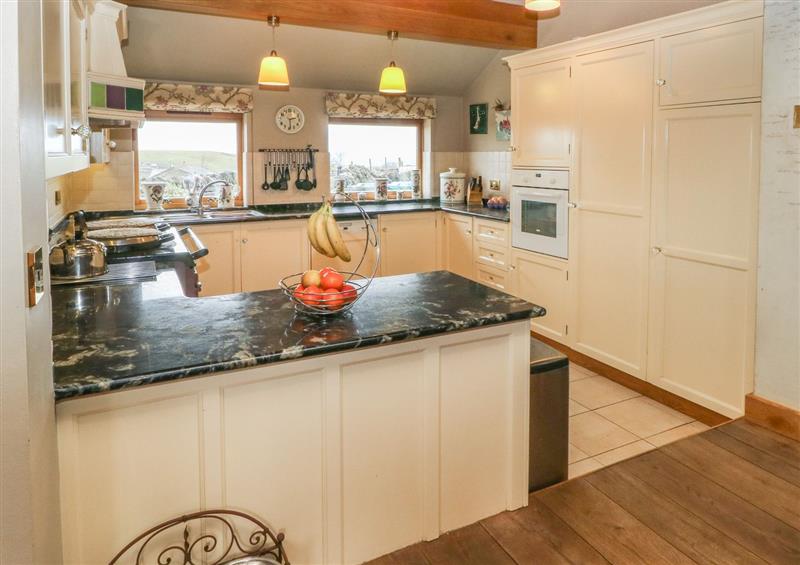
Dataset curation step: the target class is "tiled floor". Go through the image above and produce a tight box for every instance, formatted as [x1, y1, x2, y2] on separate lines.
[567, 361, 709, 478]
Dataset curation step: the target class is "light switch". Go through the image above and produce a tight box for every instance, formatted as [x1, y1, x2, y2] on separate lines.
[794, 105, 799, 129]
[26, 247, 44, 307]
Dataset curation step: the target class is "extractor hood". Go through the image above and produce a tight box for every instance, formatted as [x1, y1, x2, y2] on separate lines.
[87, 0, 145, 129]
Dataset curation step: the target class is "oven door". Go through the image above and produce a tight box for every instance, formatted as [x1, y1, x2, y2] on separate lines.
[511, 187, 569, 259]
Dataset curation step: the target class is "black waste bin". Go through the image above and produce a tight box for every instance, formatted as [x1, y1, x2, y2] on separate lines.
[529, 337, 569, 491]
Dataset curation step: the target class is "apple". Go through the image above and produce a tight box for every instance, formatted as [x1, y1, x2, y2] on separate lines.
[320, 269, 344, 291]
[301, 269, 321, 288]
[322, 288, 345, 309]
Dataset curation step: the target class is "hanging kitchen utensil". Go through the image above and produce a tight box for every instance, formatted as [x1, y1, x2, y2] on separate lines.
[261, 159, 276, 190]
[270, 152, 282, 190]
[280, 153, 290, 190]
[308, 147, 317, 189]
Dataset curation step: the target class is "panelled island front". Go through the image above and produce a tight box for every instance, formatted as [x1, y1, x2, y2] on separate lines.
[53, 257, 542, 564]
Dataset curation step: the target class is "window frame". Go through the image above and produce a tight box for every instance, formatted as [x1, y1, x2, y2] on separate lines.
[134, 110, 244, 209]
[328, 117, 424, 193]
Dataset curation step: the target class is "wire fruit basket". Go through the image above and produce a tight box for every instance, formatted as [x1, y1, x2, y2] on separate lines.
[279, 194, 380, 316]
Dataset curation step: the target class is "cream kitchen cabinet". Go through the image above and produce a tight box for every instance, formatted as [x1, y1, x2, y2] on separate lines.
[379, 213, 438, 276]
[657, 18, 763, 106]
[569, 41, 654, 378]
[241, 220, 309, 292]
[442, 213, 474, 279]
[510, 59, 572, 168]
[509, 249, 569, 344]
[648, 103, 760, 418]
[43, 0, 90, 179]
[312, 219, 379, 278]
[189, 224, 242, 296]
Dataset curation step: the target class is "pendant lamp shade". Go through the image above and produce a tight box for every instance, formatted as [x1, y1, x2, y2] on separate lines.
[379, 62, 407, 95]
[258, 16, 290, 90]
[524, 0, 560, 11]
[379, 31, 406, 95]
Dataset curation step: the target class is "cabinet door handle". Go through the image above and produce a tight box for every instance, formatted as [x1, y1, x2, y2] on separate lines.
[656, 79, 666, 86]
[652, 246, 662, 254]
[72, 124, 91, 139]
[568, 202, 578, 208]
[466, 229, 472, 234]
[242, 238, 248, 244]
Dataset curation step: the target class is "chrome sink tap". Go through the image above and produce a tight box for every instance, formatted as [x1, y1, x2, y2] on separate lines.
[192, 180, 227, 217]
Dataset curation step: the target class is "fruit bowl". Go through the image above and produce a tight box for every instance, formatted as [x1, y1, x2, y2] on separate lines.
[279, 271, 370, 315]
[280, 194, 379, 316]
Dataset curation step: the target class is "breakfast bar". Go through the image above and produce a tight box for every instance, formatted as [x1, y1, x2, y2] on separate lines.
[53, 271, 542, 564]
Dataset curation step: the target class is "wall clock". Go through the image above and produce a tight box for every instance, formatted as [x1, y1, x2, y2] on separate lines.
[275, 104, 305, 134]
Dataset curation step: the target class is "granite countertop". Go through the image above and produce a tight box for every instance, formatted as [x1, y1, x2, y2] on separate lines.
[78, 199, 509, 227]
[52, 270, 542, 400]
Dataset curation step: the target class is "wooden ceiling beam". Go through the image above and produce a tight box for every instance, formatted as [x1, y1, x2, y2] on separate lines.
[122, 0, 538, 49]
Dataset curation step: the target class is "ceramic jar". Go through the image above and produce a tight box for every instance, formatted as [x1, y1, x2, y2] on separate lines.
[375, 177, 389, 201]
[217, 183, 238, 208]
[440, 168, 466, 203]
[142, 182, 166, 210]
[410, 169, 421, 199]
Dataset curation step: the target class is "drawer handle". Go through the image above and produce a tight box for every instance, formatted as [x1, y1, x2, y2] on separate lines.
[656, 79, 666, 86]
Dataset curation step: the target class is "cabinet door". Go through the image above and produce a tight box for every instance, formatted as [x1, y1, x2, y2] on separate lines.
[570, 41, 654, 378]
[379, 213, 438, 276]
[510, 249, 568, 344]
[241, 220, 310, 292]
[68, 0, 89, 158]
[43, 0, 69, 162]
[511, 59, 572, 168]
[658, 18, 763, 106]
[648, 103, 760, 418]
[188, 223, 242, 296]
[311, 220, 379, 278]
[443, 214, 473, 279]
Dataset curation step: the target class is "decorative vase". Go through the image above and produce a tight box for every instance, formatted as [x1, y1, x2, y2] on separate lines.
[375, 177, 389, 201]
[217, 183, 238, 208]
[440, 168, 466, 203]
[142, 182, 166, 211]
[410, 169, 421, 199]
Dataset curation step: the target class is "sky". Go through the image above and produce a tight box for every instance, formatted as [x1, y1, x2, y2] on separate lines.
[329, 123, 418, 166]
[138, 120, 237, 153]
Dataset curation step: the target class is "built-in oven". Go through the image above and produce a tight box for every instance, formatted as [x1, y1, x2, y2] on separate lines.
[511, 169, 570, 259]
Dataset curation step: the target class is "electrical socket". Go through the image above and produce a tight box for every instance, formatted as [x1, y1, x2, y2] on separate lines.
[489, 179, 500, 191]
[54, 189, 62, 206]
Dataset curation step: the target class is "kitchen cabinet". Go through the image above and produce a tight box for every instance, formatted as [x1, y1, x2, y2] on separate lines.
[43, 0, 90, 179]
[648, 103, 760, 417]
[241, 220, 309, 292]
[510, 249, 569, 344]
[189, 224, 241, 296]
[658, 18, 763, 106]
[510, 59, 572, 168]
[569, 41, 654, 378]
[379, 213, 438, 276]
[442, 213, 474, 279]
[312, 220, 379, 278]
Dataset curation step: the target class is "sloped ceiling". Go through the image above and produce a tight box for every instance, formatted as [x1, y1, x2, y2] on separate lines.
[121, 8, 509, 95]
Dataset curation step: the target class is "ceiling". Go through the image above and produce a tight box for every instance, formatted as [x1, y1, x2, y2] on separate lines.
[122, 8, 510, 95]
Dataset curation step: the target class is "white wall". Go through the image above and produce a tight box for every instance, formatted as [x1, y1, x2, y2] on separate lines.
[1, 1, 63, 562]
[754, 0, 800, 410]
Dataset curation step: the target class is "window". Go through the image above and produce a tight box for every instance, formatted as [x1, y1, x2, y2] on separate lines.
[328, 119, 422, 194]
[135, 111, 243, 208]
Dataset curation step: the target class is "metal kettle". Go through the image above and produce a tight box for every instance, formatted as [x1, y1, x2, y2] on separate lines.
[50, 212, 108, 280]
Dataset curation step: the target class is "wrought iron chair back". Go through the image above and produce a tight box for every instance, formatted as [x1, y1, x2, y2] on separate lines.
[108, 509, 289, 565]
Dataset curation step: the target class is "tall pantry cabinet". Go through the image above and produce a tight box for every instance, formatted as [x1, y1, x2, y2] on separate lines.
[506, 1, 763, 417]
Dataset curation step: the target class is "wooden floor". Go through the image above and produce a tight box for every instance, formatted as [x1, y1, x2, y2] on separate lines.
[368, 419, 800, 565]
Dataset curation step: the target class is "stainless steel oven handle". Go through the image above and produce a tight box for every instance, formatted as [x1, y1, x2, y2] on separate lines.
[178, 226, 209, 260]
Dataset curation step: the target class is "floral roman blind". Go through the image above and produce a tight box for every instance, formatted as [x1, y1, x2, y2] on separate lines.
[325, 92, 437, 119]
[144, 82, 254, 113]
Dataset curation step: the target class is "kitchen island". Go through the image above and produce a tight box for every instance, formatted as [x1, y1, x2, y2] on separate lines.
[53, 270, 542, 564]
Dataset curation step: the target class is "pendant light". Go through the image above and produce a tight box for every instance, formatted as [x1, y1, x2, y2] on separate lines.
[379, 30, 407, 95]
[524, 0, 561, 11]
[258, 15, 290, 90]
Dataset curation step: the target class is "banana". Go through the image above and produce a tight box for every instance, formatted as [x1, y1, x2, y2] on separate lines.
[307, 210, 324, 255]
[314, 205, 337, 258]
[326, 212, 351, 262]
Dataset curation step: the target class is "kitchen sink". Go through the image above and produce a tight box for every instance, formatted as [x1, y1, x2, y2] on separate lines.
[158, 209, 265, 223]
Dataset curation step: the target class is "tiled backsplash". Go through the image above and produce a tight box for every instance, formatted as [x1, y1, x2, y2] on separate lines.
[464, 151, 512, 197]
[71, 151, 136, 212]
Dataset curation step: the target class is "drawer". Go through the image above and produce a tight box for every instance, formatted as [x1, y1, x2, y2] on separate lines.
[474, 241, 509, 271]
[474, 219, 509, 246]
[475, 264, 509, 292]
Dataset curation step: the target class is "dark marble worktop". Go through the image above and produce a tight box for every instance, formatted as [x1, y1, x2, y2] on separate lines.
[52, 270, 542, 401]
[77, 198, 510, 228]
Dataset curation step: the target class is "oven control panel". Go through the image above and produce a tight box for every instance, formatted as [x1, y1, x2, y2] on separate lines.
[511, 169, 569, 190]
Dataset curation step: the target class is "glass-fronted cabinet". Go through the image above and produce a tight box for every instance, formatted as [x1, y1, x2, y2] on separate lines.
[43, 0, 90, 179]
